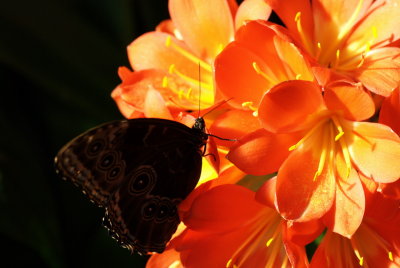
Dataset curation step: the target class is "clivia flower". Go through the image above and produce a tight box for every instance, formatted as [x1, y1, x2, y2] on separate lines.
[264, 0, 400, 96]
[228, 79, 400, 237]
[112, 0, 272, 118]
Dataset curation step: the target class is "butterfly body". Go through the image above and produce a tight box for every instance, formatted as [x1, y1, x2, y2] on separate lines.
[55, 118, 208, 254]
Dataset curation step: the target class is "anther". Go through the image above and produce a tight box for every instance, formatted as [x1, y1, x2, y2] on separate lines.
[266, 238, 274, 247]
[162, 76, 168, 88]
[242, 101, 257, 112]
[389, 251, 394, 261]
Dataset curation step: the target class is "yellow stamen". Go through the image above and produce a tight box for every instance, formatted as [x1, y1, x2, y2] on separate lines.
[169, 260, 181, 268]
[252, 62, 279, 85]
[389, 251, 394, 261]
[289, 119, 328, 151]
[314, 137, 328, 181]
[165, 36, 212, 72]
[295, 12, 313, 54]
[333, 49, 341, 69]
[354, 249, 364, 266]
[186, 87, 192, 99]
[315, 42, 322, 60]
[169, 64, 213, 91]
[226, 259, 233, 267]
[295, 74, 302, 80]
[331, 116, 344, 141]
[266, 238, 274, 247]
[242, 101, 258, 112]
[162, 76, 168, 88]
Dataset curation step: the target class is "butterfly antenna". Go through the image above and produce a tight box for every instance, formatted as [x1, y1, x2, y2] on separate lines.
[197, 62, 201, 119]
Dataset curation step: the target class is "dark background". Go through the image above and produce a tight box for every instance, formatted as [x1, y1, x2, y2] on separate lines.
[0, 1, 169, 267]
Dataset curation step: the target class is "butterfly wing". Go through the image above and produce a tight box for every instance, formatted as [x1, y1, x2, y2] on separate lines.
[55, 118, 206, 253]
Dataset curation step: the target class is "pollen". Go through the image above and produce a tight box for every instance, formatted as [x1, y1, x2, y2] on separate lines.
[266, 238, 274, 247]
[389, 251, 394, 261]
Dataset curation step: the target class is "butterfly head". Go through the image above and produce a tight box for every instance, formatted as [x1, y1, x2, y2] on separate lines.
[192, 117, 206, 133]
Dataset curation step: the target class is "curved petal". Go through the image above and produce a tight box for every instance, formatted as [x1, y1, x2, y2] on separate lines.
[255, 176, 277, 209]
[324, 81, 375, 121]
[347, 121, 400, 183]
[209, 109, 261, 147]
[323, 153, 365, 238]
[227, 129, 300, 175]
[264, 0, 314, 44]
[182, 184, 266, 233]
[111, 86, 143, 119]
[346, 0, 400, 50]
[352, 47, 400, 97]
[146, 248, 182, 268]
[155, 19, 177, 36]
[143, 88, 173, 119]
[258, 80, 325, 133]
[128, 32, 206, 82]
[235, 0, 272, 29]
[169, 0, 234, 61]
[379, 87, 400, 135]
[276, 145, 336, 222]
[214, 42, 270, 108]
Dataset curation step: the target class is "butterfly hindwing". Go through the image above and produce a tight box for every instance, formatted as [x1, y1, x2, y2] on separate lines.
[55, 118, 207, 253]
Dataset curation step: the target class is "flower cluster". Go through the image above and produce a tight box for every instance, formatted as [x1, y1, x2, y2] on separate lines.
[112, 0, 400, 267]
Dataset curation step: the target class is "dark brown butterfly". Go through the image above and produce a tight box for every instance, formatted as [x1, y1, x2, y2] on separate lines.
[54, 117, 209, 254]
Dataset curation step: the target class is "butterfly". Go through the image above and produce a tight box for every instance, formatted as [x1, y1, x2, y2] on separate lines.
[54, 116, 211, 255]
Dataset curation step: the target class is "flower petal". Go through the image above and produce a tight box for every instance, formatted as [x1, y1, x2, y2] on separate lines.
[258, 80, 325, 133]
[227, 129, 300, 175]
[346, 0, 400, 50]
[209, 109, 260, 147]
[255, 176, 277, 209]
[169, 0, 234, 61]
[235, 0, 272, 29]
[379, 87, 400, 135]
[143, 88, 173, 119]
[147, 248, 182, 268]
[264, 0, 314, 44]
[347, 121, 400, 183]
[182, 184, 265, 233]
[276, 145, 336, 222]
[214, 42, 270, 108]
[323, 154, 365, 238]
[352, 47, 400, 96]
[324, 81, 375, 121]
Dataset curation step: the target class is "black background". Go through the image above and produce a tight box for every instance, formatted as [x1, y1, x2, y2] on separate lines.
[0, 1, 169, 267]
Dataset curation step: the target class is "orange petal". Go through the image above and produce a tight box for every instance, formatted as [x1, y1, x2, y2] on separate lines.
[276, 145, 335, 221]
[155, 19, 177, 36]
[264, 0, 314, 44]
[214, 42, 270, 108]
[147, 248, 182, 268]
[324, 81, 375, 121]
[379, 87, 400, 135]
[111, 86, 143, 119]
[234, 0, 272, 29]
[346, 0, 400, 50]
[352, 47, 400, 96]
[128, 32, 203, 81]
[169, 0, 234, 61]
[284, 220, 325, 246]
[143, 88, 173, 119]
[182, 184, 265, 233]
[347, 121, 400, 183]
[258, 80, 325, 133]
[227, 129, 300, 175]
[255, 176, 277, 209]
[323, 153, 365, 238]
[209, 109, 261, 148]
[378, 180, 400, 200]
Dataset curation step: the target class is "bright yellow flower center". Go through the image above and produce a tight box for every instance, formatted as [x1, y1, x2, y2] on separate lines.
[289, 112, 351, 181]
[294, 0, 380, 72]
[163, 36, 214, 108]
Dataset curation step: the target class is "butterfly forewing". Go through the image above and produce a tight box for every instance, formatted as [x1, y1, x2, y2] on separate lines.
[55, 118, 207, 253]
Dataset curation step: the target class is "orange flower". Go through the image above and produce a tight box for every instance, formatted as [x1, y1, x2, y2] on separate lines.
[152, 183, 313, 268]
[265, 0, 400, 96]
[229, 80, 400, 236]
[214, 20, 314, 111]
[112, 0, 272, 117]
[310, 193, 400, 267]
